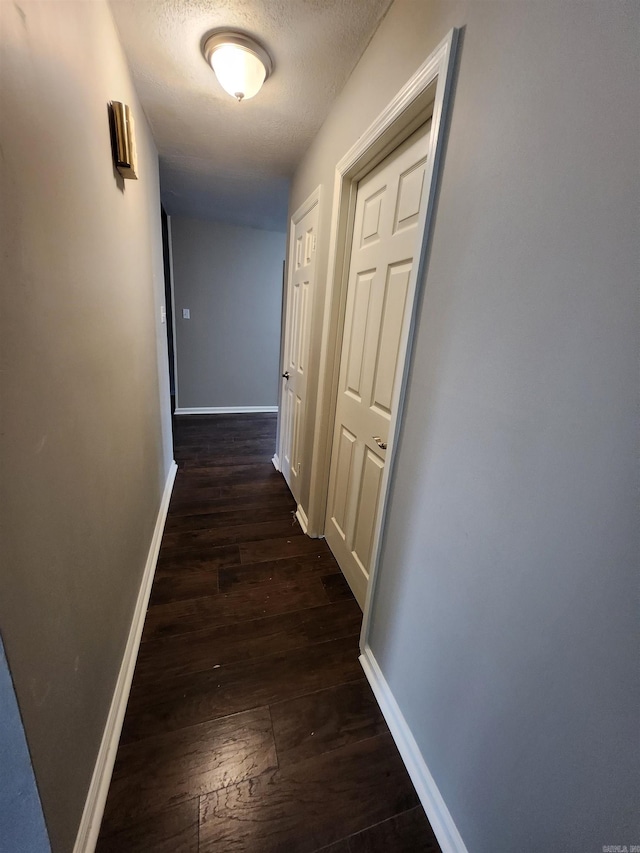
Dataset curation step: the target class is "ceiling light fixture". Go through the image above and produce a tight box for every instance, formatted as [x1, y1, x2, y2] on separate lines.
[203, 31, 273, 102]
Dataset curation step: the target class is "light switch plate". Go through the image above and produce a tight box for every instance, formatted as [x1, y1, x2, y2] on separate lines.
[182, 308, 190, 319]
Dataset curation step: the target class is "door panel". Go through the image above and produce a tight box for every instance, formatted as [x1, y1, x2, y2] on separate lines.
[292, 394, 302, 479]
[282, 386, 293, 471]
[330, 426, 357, 539]
[371, 262, 412, 416]
[352, 447, 385, 572]
[298, 281, 310, 375]
[288, 286, 299, 371]
[394, 160, 427, 232]
[345, 271, 375, 401]
[325, 121, 432, 607]
[279, 195, 319, 501]
[361, 187, 385, 247]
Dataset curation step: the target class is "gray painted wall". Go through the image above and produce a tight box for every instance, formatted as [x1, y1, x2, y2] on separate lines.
[0, 637, 50, 853]
[0, 2, 173, 850]
[290, 1, 640, 850]
[171, 217, 286, 409]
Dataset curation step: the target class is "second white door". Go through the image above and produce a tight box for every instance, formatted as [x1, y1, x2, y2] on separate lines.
[324, 121, 432, 607]
[280, 192, 319, 502]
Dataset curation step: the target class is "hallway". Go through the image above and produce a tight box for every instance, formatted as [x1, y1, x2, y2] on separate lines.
[96, 414, 440, 852]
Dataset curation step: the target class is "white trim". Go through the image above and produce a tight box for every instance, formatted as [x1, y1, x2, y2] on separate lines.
[73, 461, 178, 853]
[360, 646, 468, 853]
[295, 503, 309, 534]
[273, 260, 287, 476]
[167, 215, 179, 410]
[291, 185, 322, 237]
[174, 406, 278, 415]
[272, 453, 281, 472]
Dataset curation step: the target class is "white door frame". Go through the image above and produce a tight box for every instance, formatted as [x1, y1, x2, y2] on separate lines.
[272, 258, 287, 472]
[276, 186, 321, 524]
[306, 30, 459, 637]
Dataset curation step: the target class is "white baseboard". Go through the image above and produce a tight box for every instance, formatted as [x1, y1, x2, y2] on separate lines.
[295, 504, 309, 534]
[174, 406, 278, 415]
[359, 645, 468, 853]
[73, 460, 178, 853]
[272, 454, 280, 471]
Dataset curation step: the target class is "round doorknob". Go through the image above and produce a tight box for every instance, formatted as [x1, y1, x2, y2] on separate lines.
[282, 371, 290, 379]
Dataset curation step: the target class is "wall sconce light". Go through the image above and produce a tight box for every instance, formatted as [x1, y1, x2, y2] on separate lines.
[203, 31, 273, 102]
[109, 101, 138, 179]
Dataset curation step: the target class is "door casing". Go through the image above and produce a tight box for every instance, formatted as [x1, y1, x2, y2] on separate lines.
[324, 121, 434, 608]
[306, 29, 460, 641]
[276, 186, 321, 528]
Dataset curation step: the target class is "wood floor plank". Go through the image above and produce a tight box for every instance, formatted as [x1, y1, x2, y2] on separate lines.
[95, 799, 198, 853]
[101, 708, 276, 832]
[198, 733, 420, 853]
[218, 479, 293, 499]
[169, 485, 225, 505]
[148, 570, 220, 606]
[218, 551, 338, 593]
[121, 635, 363, 743]
[142, 576, 331, 641]
[239, 535, 331, 564]
[171, 491, 295, 521]
[171, 476, 287, 495]
[165, 501, 295, 531]
[181, 454, 277, 469]
[321, 572, 354, 602]
[160, 517, 303, 552]
[270, 680, 387, 768]
[346, 807, 440, 852]
[156, 543, 240, 573]
[173, 468, 284, 484]
[312, 843, 351, 853]
[135, 599, 363, 681]
[296, 599, 363, 644]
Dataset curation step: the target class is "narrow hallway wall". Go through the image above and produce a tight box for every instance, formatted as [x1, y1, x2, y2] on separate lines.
[0, 1, 173, 849]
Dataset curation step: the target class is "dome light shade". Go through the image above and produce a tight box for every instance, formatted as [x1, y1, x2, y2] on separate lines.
[203, 32, 272, 102]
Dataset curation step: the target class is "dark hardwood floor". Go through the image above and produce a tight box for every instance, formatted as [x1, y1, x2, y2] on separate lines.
[97, 414, 441, 853]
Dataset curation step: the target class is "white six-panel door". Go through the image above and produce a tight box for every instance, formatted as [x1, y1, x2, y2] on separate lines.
[279, 193, 319, 502]
[324, 121, 432, 607]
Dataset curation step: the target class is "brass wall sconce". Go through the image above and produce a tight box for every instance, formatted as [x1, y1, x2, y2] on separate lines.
[109, 101, 138, 179]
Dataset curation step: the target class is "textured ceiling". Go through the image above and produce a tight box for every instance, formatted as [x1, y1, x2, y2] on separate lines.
[109, 0, 393, 231]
